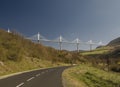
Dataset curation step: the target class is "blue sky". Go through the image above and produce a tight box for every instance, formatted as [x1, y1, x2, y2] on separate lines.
[0, 0, 120, 50]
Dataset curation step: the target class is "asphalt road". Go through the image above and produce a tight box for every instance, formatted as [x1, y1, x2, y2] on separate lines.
[0, 66, 70, 87]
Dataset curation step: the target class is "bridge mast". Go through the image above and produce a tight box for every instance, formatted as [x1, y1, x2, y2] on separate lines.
[89, 40, 93, 51]
[59, 35, 62, 50]
[7, 28, 10, 33]
[37, 32, 40, 43]
[76, 38, 79, 52]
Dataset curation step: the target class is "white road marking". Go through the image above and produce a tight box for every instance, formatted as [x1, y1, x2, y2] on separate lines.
[36, 74, 40, 77]
[16, 82, 24, 87]
[27, 77, 35, 82]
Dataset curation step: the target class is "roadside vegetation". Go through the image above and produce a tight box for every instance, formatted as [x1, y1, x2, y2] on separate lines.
[63, 64, 120, 87]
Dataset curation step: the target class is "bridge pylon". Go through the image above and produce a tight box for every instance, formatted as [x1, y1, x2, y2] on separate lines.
[59, 35, 62, 50]
[37, 32, 40, 43]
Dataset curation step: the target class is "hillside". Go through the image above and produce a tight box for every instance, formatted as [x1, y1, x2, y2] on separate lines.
[107, 37, 120, 46]
[80, 39, 120, 72]
[63, 37, 120, 87]
[0, 29, 81, 76]
[0, 29, 58, 62]
[0, 29, 55, 76]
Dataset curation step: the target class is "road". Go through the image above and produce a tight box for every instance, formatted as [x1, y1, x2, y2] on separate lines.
[0, 66, 70, 87]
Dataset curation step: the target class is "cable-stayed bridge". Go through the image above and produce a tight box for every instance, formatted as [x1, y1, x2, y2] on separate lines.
[26, 32, 104, 52]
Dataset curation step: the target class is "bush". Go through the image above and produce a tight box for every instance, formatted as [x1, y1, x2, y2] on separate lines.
[0, 46, 7, 61]
[110, 64, 120, 72]
[7, 46, 23, 61]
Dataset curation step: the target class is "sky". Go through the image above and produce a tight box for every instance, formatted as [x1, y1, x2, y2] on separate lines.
[0, 0, 120, 50]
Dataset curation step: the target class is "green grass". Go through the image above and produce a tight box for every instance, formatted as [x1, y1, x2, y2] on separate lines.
[81, 46, 113, 55]
[63, 64, 120, 87]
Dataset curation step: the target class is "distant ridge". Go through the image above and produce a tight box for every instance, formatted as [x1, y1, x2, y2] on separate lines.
[107, 37, 120, 46]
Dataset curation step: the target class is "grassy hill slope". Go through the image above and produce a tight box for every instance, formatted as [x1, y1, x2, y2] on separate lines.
[107, 37, 120, 46]
[0, 29, 59, 62]
[0, 29, 81, 76]
[0, 29, 56, 76]
[63, 37, 120, 87]
[80, 44, 120, 72]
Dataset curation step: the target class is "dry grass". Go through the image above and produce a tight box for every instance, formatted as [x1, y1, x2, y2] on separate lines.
[0, 57, 66, 76]
[63, 69, 88, 87]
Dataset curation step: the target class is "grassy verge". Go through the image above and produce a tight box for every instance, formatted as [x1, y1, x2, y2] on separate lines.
[63, 64, 120, 87]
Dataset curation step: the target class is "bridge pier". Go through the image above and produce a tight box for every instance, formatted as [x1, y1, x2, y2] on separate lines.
[59, 42, 62, 50]
[89, 44, 92, 51]
[59, 36, 62, 50]
[76, 43, 79, 52]
[37, 32, 41, 44]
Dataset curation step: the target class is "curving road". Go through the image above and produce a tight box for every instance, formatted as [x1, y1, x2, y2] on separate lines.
[0, 66, 70, 87]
